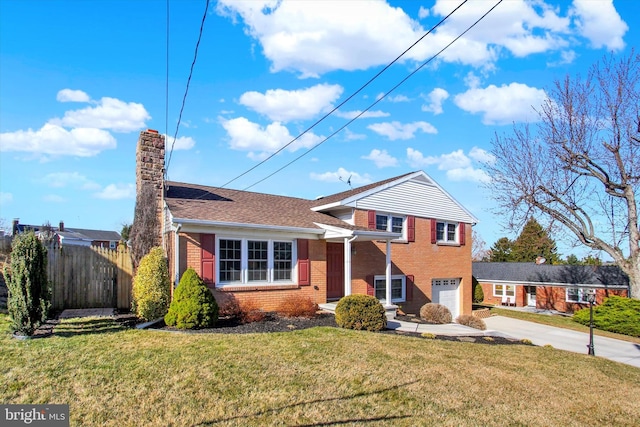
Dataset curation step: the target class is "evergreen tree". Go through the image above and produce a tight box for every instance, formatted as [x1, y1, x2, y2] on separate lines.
[489, 237, 514, 262]
[511, 218, 560, 263]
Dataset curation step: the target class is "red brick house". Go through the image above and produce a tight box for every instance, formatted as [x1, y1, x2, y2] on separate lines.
[137, 130, 478, 317]
[473, 262, 629, 313]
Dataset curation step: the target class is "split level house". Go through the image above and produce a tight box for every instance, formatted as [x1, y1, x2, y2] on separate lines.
[137, 130, 478, 317]
[11, 219, 121, 248]
[473, 262, 629, 313]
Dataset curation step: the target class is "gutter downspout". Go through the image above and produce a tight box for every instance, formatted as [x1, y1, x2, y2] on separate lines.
[344, 235, 358, 296]
[174, 223, 182, 289]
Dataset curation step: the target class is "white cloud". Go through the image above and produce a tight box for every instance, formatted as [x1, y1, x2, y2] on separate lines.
[362, 149, 398, 168]
[547, 49, 577, 67]
[94, 183, 135, 200]
[163, 134, 195, 151]
[343, 128, 366, 141]
[43, 172, 101, 190]
[368, 121, 437, 140]
[49, 97, 150, 132]
[468, 146, 495, 164]
[310, 167, 371, 185]
[406, 147, 490, 183]
[464, 72, 481, 89]
[43, 194, 66, 203]
[0, 123, 117, 157]
[0, 192, 13, 205]
[421, 88, 449, 115]
[335, 110, 390, 120]
[383, 94, 410, 103]
[418, 6, 430, 19]
[239, 84, 343, 122]
[56, 89, 91, 103]
[220, 116, 322, 159]
[571, 0, 628, 51]
[453, 83, 547, 125]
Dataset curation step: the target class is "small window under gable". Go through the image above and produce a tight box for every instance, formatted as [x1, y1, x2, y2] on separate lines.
[436, 221, 458, 244]
[375, 212, 407, 240]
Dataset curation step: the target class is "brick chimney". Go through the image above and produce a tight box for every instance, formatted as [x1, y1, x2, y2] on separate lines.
[136, 129, 165, 246]
[59, 221, 64, 232]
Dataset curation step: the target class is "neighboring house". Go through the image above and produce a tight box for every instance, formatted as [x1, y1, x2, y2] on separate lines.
[473, 262, 629, 313]
[137, 130, 478, 317]
[11, 219, 121, 248]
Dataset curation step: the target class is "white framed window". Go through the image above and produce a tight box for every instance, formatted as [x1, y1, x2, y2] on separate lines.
[217, 238, 295, 285]
[109, 241, 117, 249]
[374, 275, 405, 303]
[566, 287, 590, 303]
[436, 221, 458, 243]
[493, 284, 515, 297]
[376, 213, 406, 239]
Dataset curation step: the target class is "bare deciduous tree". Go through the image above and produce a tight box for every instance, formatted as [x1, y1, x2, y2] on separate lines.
[472, 229, 489, 261]
[486, 51, 640, 297]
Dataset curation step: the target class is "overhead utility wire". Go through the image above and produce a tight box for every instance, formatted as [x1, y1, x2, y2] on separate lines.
[165, 0, 210, 179]
[242, 0, 504, 192]
[165, 0, 170, 153]
[219, 0, 470, 189]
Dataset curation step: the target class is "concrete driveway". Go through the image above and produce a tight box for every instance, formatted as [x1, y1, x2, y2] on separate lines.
[485, 315, 640, 369]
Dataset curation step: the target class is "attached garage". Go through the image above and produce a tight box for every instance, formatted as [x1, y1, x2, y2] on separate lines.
[432, 278, 460, 320]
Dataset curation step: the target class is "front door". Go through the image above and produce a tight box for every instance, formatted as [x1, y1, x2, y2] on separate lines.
[326, 243, 344, 300]
[526, 286, 537, 307]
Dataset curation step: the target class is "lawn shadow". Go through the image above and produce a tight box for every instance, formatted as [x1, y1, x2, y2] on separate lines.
[53, 317, 128, 338]
[194, 380, 418, 426]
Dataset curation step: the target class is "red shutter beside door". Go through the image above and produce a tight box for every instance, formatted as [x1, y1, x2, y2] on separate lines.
[201, 233, 216, 285]
[297, 239, 310, 286]
[459, 223, 466, 246]
[430, 219, 437, 244]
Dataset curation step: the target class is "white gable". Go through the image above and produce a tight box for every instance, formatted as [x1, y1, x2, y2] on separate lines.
[344, 174, 477, 224]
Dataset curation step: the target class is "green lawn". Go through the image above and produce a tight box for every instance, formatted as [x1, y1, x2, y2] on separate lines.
[488, 306, 640, 344]
[1, 314, 639, 426]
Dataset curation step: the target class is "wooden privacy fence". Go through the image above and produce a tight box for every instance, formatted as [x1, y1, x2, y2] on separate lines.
[47, 244, 133, 310]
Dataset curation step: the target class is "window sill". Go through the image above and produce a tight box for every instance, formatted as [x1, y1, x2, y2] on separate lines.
[217, 283, 299, 292]
[436, 242, 460, 247]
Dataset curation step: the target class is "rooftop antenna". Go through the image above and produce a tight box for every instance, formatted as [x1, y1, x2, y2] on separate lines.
[339, 174, 353, 189]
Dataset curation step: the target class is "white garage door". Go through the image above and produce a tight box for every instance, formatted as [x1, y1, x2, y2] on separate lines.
[432, 278, 460, 320]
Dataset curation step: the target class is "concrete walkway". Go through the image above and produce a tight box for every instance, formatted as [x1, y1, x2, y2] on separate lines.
[484, 315, 640, 369]
[388, 319, 486, 336]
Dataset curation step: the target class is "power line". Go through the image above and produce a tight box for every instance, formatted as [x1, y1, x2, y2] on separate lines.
[165, 0, 210, 179]
[242, 0, 504, 192]
[165, 0, 170, 154]
[219, 0, 470, 189]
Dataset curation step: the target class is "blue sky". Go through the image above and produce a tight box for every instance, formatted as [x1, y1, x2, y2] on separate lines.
[0, 0, 635, 257]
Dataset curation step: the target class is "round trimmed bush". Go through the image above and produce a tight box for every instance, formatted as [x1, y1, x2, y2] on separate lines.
[165, 268, 218, 329]
[335, 294, 386, 331]
[420, 303, 452, 324]
[456, 314, 486, 330]
[131, 247, 170, 321]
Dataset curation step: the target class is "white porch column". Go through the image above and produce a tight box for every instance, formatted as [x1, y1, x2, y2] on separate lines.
[174, 224, 182, 287]
[385, 239, 392, 306]
[344, 237, 352, 296]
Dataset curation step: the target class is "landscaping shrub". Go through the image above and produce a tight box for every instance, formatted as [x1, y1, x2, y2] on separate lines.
[131, 247, 170, 321]
[4, 231, 50, 335]
[165, 268, 218, 329]
[335, 294, 386, 331]
[456, 314, 486, 330]
[277, 294, 318, 318]
[238, 298, 266, 323]
[419, 303, 452, 324]
[218, 297, 242, 319]
[472, 277, 484, 304]
[573, 296, 640, 337]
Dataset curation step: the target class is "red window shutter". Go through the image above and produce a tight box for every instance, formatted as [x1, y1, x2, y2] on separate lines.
[366, 275, 375, 296]
[201, 233, 215, 285]
[367, 210, 376, 229]
[459, 223, 466, 246]
[407, 216, 415, 242]
[297, 239, 310, 286]
[406, 274, 414, 301]
[430, 218, 437, 244]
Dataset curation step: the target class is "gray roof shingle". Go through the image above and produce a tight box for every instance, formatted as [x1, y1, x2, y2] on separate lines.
[472, 262, 629, 287]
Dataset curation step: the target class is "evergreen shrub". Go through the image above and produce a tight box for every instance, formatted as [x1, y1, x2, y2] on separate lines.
[131, 247, 170, 321]
[5, 232, 50, 335]
[420, 303, 452, 324]
[573, 296, 640, 337]
[165, 268, 218, 329]
[472, 277, 484, 304]
[335, 294, 386, 331]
